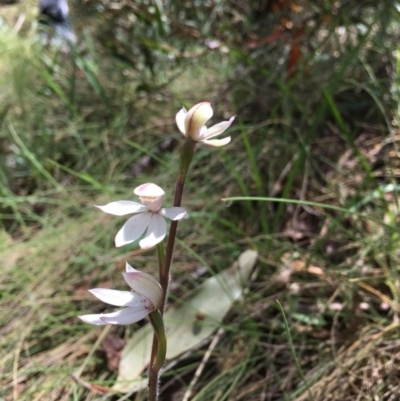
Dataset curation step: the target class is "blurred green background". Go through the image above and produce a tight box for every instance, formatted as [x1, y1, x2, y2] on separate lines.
[1, 1, 400, 400]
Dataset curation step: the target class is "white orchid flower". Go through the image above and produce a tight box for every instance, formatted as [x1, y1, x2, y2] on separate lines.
[175, 102, 235, 147]
[78, 263, 162, 325]
[96, 183, 186, 249]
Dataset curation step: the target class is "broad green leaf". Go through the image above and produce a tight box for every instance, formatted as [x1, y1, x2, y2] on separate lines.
[112, 249, 258, 393]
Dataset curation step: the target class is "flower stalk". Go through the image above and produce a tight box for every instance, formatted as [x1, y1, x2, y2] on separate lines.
[147, 102, 234, 398]
[160, 138, 196, 312]
[147, 140, 196, 398]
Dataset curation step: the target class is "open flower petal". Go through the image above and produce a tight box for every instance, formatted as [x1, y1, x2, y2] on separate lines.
[198, 116, 235, 140]
[175, 107, 187, 135]
[99, 307, 150, 325]
[139, 214, 167, 249]
[89, 288, 146, 307]
[160, 207, 186, 221]
[96, 201, 148, 216]
[185, 102, 213, 140]
[201, 136, 232, 147]
[115, 212, 152, 247]
[123, 270, 162, 309]
[125, 262, 161, 284]
[78, 314, 108, 325]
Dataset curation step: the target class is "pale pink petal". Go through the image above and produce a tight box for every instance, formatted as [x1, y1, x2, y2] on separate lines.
[201, 136, 231, 147]
[160, 207, 186, 221]
[123, 271, 162, 309]
[115, 212, 152, 247]
[198, 116, 235, 140]
[175, 107, 187, 135]
[99, 307, 150, 325]
[78, 314, 107, 325]
[139, 214, 167, 249]
[95, 201, 147, 216]
[185, 102, 213, 140]
[124, 263, 162, 287]
[89, 288, 146, 307]
[134, 183, 165, 212]
[134, 183, 165, 197]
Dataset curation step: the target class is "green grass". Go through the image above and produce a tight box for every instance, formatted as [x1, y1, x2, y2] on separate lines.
[1, 1, 400, 400]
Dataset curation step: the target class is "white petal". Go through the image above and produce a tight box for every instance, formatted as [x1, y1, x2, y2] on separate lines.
[100, 307, 150, 325]
[201, 136, 231, 147]
[89, 288, 146, 307]
[134, 183, 165, 197]
[115, 212, 152, 247]
[198, 116, 235, 140]
[160, 207, 186, 221]
[96, 201, 147, 216]
[123, 271, 162, 309]
[199, 126, 208, 136]
[175, 107, 187, 135]
[139, 214, 167, 249]
[126, 262, 136, 273]
[78, 314, 107, 325]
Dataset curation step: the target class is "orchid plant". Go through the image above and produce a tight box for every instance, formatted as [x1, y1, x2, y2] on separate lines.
[79, 102, 235, 400]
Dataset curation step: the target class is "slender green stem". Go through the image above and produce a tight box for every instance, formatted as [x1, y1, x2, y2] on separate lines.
[159, 138, 196, 312]
[148, 336, 158, 401]
[149, 311, 167, 369]
[147, 311, 167, 401]
[156, 241, 165, 273]
[148, 138, 196, 401]
[148, 243, 167, 401]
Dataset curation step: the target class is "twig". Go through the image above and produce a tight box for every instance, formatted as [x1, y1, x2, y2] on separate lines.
[182, 328, 225, 401]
